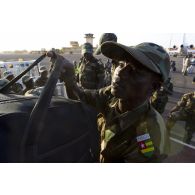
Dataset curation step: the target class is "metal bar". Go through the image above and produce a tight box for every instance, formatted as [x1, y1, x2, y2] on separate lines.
[0, 53, 46, 93]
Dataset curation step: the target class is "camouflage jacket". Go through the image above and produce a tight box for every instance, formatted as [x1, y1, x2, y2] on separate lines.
[176, 92, 195, 115]
[81, 86, 169, 162]
[78, 57, 105, 89]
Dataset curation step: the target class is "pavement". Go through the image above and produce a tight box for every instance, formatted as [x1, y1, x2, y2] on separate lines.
[162, 56, 195, 162]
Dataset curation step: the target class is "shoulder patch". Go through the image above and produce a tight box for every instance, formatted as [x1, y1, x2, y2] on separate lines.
[136, 133, 155, 157]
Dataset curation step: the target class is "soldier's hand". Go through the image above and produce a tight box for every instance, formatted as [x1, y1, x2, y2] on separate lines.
[47, 52, 75, 85]
[56, 55, 75, 85]
[167, 112, 173, 119]
[47, 51, 73, 70]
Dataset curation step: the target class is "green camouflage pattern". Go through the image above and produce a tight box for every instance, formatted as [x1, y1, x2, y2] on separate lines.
[177, 92, 195, 113]
[136, 43, 170, 81]
[95, 33, 117, 55]
[167, 92, 195, 143]
[77, 57, 105, 89]
[101, 42, 170, 82]
[80, 86, 169, 162]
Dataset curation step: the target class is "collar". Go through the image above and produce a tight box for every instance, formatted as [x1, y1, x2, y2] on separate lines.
[111, 99, 150, 131]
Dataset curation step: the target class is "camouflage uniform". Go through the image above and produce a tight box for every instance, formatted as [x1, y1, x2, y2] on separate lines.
[78, 43, 105, 89]
[3, 71, 23, 94]
[95, 33, 118, 79]
[151, 87, 169, 114]
[167, 92, 195, 143]
[103, 59, 112, 86]
[80, 86, 169, 162]
[35, 66, 48, 87]
[65, 41, 170, 162]
[102, 59, 119, 86]
[22, 75, 35, 95]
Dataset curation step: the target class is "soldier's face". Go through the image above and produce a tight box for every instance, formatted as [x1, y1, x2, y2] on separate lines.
[84, 53, 93, 60]
[111, 60, 156, 100]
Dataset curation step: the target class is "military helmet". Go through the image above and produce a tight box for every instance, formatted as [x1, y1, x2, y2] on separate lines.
[22, 75, 33, 84]
[0, 78, 9, 88]
[101, 42, 170, 81]
[95, 33, 117, 55]
[81, 43, 93, 55]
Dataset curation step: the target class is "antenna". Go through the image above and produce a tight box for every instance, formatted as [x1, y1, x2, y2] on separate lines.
[169, 34, 173, 48]
[183, 33, 186, 46]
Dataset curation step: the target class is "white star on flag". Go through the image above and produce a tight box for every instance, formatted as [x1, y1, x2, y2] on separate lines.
[141, 143, 145, 149]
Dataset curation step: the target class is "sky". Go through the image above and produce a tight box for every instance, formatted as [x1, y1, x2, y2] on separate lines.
[0, 0, 195, 51]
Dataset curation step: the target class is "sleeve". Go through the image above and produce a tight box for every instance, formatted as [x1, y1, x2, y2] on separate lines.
[80, 86, 111, 114]
[96, 61, 105, 88]
[177, 94, 188, 108]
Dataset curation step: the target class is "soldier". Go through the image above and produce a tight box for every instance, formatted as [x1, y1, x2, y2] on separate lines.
[3, 71, 23, 94]
[3, 71, 14, 81]
[166, 91, 195, 144]
[95, 33, 119, 79]
[53, 41, 170, 163]
[170, 60, 176, 72]
[35, 66, 48, 87]
[0, 78, 9, 87]
[151, 86, 169, 114]
[22, 75, 35, 95]
[77, 43, 105, 89]
[104, 59, 112, 86]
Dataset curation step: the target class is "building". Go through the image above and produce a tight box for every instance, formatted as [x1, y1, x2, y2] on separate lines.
[70, 41, 79, 48]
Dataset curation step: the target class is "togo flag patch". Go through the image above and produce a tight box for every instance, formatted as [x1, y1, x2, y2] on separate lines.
[136, 133, 154, 158]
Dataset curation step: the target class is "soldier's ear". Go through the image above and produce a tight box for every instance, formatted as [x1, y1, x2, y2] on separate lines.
[151, 73, 162, 92]
[152, 82, 161, 92]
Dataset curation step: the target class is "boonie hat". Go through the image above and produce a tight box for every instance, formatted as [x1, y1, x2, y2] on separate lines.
[95, 33, 117, 55]
[101, 41, 170, 81]
[81, 43, 93, 55]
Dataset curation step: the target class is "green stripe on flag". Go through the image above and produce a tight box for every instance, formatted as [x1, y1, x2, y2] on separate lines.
[145, 141, 153, 147]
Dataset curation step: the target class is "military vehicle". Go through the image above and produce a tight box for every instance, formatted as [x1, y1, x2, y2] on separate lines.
[0, 52, 100, 163]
